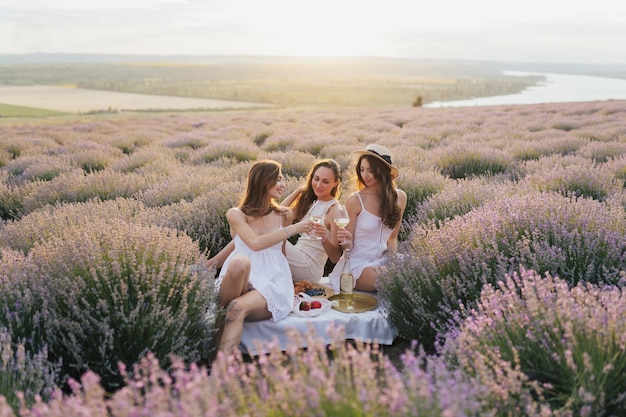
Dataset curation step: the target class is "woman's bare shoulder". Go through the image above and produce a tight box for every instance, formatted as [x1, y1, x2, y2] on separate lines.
[344, 192, 362, 212]
[226, 207, 244, 219]
[396, 188, 408, 207]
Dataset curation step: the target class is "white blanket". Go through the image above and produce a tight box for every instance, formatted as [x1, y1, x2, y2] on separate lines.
[240, 279, 398, 355]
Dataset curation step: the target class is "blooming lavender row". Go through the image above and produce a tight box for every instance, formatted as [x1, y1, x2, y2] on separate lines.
[1, 100, 626, 414]
[381, 192, 626, 353]
[451, 268, 626, 415]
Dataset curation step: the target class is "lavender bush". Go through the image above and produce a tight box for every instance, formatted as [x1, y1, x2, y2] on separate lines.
[414, 178, 515, 228]
[20, 169, 154, 215]
[109, 146, 179, 174]
[576, 140, 626, 163]
[451, 268, 626, 415]
[601, 155, 626, 187]
[507, 133, 583, 161]
[0, 148, 9, 168]
[6, 220, 218, 392]
[67, 141, 124, 173]
[397, 170, 449, 217]
[0, 178, 28, 221]
[433, 143, 516, 179]
[5, 327, 515, 417]
[0, 198, 148, 254]
[0, 135, 58, 161]
[0, 249, 46, 350]
[268, 149, 319, 178]
[522, 156, 623, 202]
[0, 249, 60, 412]
[189, 140, 259, 164]
[136, 165, 231, 207]
[0, 328, 58, 412]
[2, 154, 74, 184]
[163, 130, 212, 150]
[144, 184, 240, 256]
[380, 192, 626, 351]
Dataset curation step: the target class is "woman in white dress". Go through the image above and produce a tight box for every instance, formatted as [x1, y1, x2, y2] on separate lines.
[328, 144, 407, 293]
[215, 160, 313, 354]
[209, 159, 343, 283]
[281, 159, 342, 282]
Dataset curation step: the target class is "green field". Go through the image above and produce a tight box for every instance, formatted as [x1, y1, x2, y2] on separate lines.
[0, 103, 67, 118]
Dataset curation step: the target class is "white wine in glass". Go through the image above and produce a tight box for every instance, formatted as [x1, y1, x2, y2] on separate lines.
[334, 204, 350, 244]
[334, 204, 349, 228]
[302, 201, 325, 240]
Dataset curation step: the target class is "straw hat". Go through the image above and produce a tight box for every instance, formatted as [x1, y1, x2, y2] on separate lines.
[350, 144, 399, 178]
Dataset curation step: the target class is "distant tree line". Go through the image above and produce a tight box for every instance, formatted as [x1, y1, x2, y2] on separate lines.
[0, 62, 540, 108]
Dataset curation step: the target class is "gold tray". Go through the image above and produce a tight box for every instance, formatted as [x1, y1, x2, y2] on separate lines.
[328, 293, 378, 313]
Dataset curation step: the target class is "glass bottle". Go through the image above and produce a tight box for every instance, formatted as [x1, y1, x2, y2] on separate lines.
[339, 250, 354, 301]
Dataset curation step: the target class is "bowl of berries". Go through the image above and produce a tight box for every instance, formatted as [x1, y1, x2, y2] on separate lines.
[292, 292, 332, 317]
[293, 280, 334, 299]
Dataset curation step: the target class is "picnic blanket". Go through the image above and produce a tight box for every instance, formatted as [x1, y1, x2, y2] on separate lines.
[240, 278, 397, 355]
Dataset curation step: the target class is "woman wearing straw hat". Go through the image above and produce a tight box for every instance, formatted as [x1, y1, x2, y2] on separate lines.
[328, 144, 407, 293]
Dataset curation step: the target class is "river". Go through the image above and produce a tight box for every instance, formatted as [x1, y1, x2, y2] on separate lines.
[425, 71, 626, 108]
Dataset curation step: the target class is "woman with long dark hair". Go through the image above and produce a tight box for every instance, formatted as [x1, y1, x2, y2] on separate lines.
[282, 158, 342, 282]
[328, 144, 407, 293]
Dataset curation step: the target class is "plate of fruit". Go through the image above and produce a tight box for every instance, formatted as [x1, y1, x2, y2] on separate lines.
[293, 280, 334, 299]
[292, 292, 332, 317]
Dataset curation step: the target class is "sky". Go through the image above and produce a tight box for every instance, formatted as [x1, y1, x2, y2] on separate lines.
[1, 0, 625, 64]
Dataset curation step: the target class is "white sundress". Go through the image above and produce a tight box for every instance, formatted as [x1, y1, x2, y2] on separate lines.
[328, 192, 393, 293]
[286, 199, 338, 282]
[216, 213, 294, 322]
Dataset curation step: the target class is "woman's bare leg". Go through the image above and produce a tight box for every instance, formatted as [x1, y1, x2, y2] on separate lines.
[354, 266, 382, 292]
[218, 254, 251, 307]
[213, 254, 251, 358]
[219, 290, 271, 354]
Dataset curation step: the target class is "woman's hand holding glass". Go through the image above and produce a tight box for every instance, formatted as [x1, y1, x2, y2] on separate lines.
[310, 219, 328, 240]
[303, 201, 326, 240]
[290, 218, 314, 238]
[336, 228, 353, 248]
[333, 204, 352, 247]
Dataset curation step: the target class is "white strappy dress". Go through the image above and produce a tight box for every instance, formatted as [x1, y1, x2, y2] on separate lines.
[328, 192, 393, 293]
[216, 214, 294, 322]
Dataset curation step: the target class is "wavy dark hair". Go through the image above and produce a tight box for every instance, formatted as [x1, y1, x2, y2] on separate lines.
[239, 160, 284, 217]
[355, 155, 400, 229]
[291, 159, 341, 222]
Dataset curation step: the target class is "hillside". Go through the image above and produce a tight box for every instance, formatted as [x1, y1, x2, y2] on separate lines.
[0, 55, 545, 108]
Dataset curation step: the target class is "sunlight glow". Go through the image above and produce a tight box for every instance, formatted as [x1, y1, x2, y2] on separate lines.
[1, 0, 625, 62]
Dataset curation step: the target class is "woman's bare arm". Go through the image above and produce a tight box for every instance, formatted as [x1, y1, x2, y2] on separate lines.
[281, 185, 305, 207]
[207, 240, 235, 270]
[228, 208, 312, 252]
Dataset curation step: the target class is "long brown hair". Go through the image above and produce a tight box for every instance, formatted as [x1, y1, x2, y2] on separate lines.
[292, 159, 341, 221]
[239, 160, 283, 217]
[355, 155, 400, 229]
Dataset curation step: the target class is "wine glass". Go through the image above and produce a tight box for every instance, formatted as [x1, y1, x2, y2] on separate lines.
[305, 201, 326, 240]
[334, 204, 354, 310]
[333, 204, 350, 245]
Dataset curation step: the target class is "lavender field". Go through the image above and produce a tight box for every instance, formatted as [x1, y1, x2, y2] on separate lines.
[1, 100, 626, 416]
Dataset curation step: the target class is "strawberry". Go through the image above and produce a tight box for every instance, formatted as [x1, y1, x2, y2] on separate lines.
[311, 300, 322, 309]
[299, 301, 311, 311]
